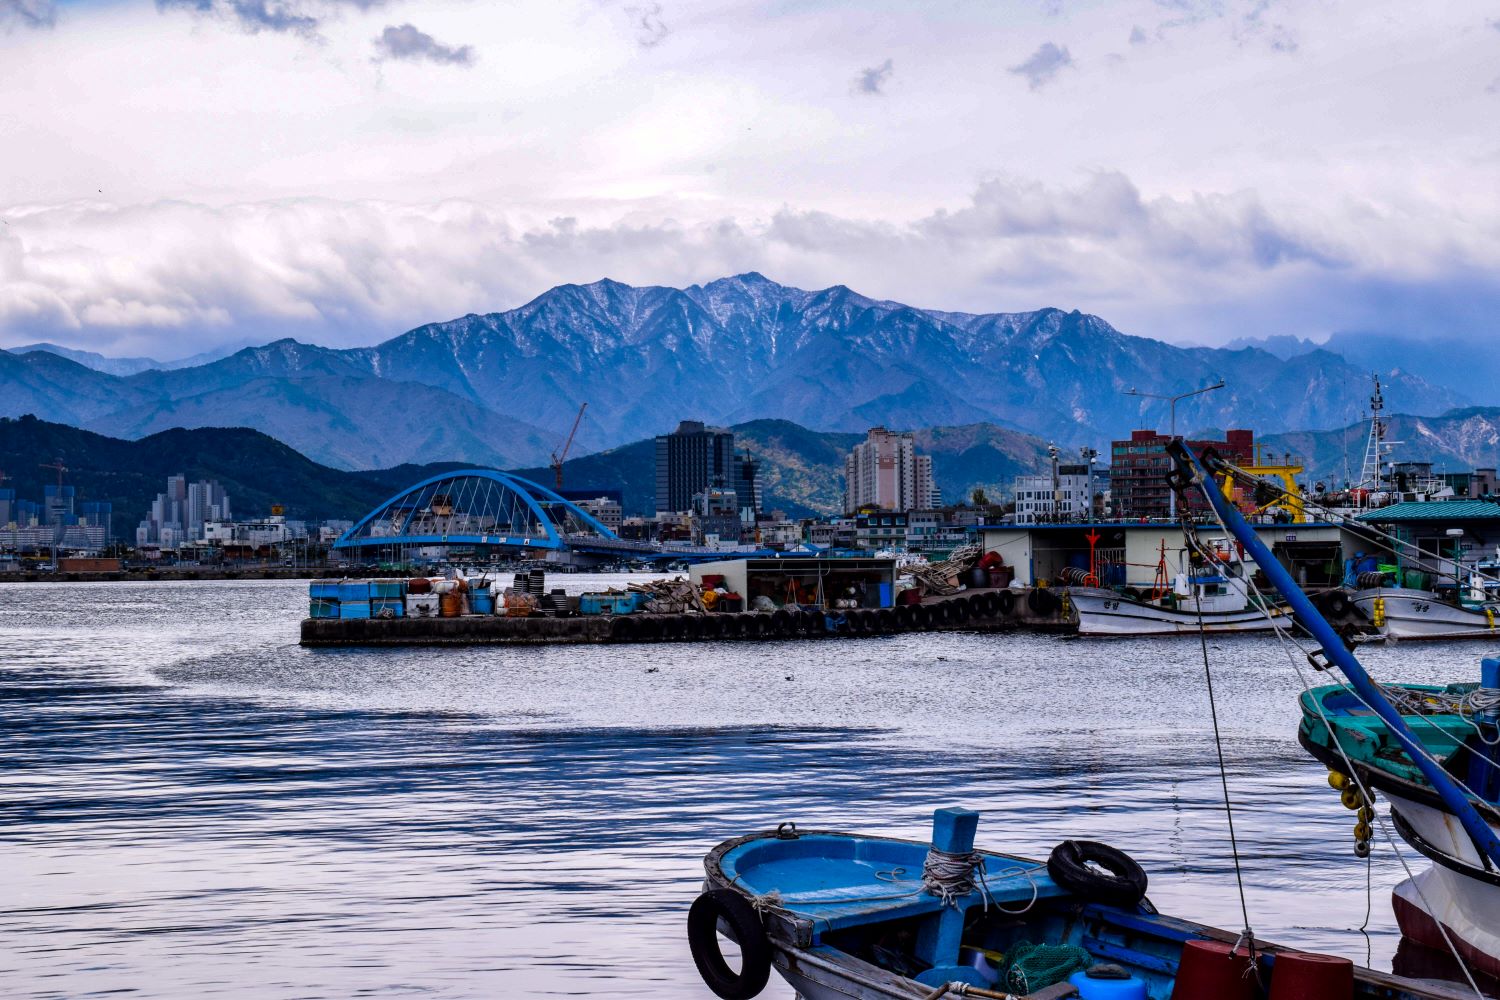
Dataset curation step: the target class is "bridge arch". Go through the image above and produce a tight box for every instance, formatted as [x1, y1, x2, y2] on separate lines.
[333, 470, 619, 553]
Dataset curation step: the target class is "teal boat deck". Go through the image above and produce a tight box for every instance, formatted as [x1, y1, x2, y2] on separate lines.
[1299, 683, 1474, 786]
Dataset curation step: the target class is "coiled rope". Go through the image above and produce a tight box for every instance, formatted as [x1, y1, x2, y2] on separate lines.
[921, 847, 989, 907]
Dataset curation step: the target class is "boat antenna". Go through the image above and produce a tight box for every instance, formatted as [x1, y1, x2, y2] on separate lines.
[1355, 374, 1385, 499]
[1165, 439, 1500, 872]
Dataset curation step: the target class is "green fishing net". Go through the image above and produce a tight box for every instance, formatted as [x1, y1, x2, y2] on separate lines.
[1005, 940, 1093, 994]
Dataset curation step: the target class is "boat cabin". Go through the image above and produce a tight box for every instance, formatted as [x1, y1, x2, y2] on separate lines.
[1354, 500, 1500, 602]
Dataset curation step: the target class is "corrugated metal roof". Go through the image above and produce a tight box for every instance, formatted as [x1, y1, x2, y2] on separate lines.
[1356, 500, 1500, 522]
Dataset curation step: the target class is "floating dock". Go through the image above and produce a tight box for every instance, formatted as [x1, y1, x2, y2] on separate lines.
[299, 589, 1073, 647]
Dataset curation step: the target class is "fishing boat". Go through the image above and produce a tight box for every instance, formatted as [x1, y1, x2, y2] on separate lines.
[1299, 675, 1500, 979]
[688, 809, 1469, 999]
[1067, 573, 1292, 636]
[1063, 541, 1291, 636]
[1167, 439, 1500, 988]
[1350, 562, 1500, 640]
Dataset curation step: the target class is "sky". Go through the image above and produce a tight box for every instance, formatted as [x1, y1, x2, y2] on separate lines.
[1, 0, 1498, 359]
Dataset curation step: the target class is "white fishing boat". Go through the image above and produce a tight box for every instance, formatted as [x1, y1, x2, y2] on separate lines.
[1067, 555, 1292, 636]
[1352, 584, 1499, 640]
[1351, 552, 1500, 640]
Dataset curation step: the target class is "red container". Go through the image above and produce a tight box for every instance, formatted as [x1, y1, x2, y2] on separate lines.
[1170, 940, 1259, 1000]
[1268, 951, 1352, 1000]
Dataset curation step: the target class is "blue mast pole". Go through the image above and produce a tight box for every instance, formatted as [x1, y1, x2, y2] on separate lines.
[1166, 440, 1500, 869]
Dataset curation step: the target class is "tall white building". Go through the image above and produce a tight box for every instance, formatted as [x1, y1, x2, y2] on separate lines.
[1011, 463, 1092, 523]
[843, 427, 938, 513]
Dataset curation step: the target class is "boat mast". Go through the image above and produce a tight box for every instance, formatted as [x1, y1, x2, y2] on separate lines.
[1356, 375, 1386, 501]
[1165, 439, 1500, 871]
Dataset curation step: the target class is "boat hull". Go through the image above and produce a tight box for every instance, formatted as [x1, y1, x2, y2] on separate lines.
[1385, 792, 1500, 980]
[1069, 587, 1286, 635]
[1352, 588, 1499, 640]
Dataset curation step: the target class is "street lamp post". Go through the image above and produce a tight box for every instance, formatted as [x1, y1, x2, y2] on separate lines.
[1047, 443, 1061, 522]
[1079, 446, 1098, 520]
[1124, 379, 1227, 519]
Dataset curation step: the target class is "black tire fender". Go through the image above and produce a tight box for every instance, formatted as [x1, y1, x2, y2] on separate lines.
[771, 609, 796, 637]
[1028, 587, 1061, 616]
[800, 610, 825, 636]
[978, 592, 1002, 618]
[995, 590, 1016, 616]
[687, 889, 772, 999]
[610, 616, 639, 641]
[949, 599, 971, 624]
[1047, 839, 1149, 908]
[1326, 592, 1352, 618]
[893, 605, 915, 630]
[911, 604, 933, 628]
[875, 608, 897, 632]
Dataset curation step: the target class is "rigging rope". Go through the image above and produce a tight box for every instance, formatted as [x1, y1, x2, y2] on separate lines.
[1176, 464, 1488, 999]
[1182, 514, 1258, 966]
[1214, 460, 1500, 591]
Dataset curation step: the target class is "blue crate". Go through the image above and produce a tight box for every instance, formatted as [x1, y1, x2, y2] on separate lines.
[371, 598, 404, 618]
[370, 580, 405, 599]
[338, 601, 371, 620]
[309, 581, 340, 600]
[338, 582, 371, 602]
[309, 598, 340, 618]
[579, 592, 642, 615]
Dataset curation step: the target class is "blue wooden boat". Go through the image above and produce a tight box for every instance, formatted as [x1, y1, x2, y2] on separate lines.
[689, 809, 1470, 999]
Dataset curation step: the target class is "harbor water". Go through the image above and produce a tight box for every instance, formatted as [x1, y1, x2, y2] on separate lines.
[1, 577, 1491, 998]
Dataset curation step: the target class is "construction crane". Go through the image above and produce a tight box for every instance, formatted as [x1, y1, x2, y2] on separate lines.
[551, 402, 588, 490]
[38, 458, 67, 570]
[40, 458, 67, 488]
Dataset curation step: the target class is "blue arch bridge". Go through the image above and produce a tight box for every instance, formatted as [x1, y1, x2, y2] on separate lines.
[333, 469, 763, 567]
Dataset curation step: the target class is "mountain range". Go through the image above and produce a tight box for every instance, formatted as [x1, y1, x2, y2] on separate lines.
[1261, 407, 1500, 486]
[1, 274, 1473, 470]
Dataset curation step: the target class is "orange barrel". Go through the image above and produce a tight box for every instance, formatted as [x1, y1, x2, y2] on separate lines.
[439, 591, 463, 617]
[407, 577, 432, 594]
[1170, 940, 1258, 1000]
[1268, 952, 1352, 1000]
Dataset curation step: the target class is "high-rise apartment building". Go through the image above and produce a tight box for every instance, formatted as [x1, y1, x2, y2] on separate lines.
[843, 427, 938, 513]
[136, 475, 231, 547]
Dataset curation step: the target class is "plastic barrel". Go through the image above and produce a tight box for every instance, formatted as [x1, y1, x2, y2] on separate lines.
[1267, 952, 1353, 1000]
[1169, 940, 1258, 1000]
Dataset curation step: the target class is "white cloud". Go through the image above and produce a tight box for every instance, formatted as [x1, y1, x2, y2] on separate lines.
[1008, 42, 1073, 90]
[0, 0, 1497, 355]
[854, 57, 894, 95]
[0, 0, 54, 29]
[3, 171, 1498, 357]
[372, 22, 473, 64]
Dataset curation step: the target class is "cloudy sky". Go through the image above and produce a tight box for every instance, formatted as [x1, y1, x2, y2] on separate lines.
[1, 0, 1497, 358]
